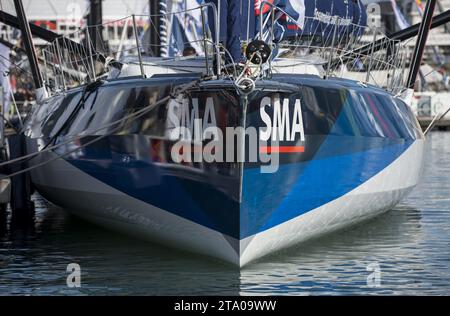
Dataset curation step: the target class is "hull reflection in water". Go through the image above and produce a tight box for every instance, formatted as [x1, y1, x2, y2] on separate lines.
[241, 206, 425, 295]
[24, 75, 425, 266]
[0, 199, 444, 295]
[2, 132, 448, 295]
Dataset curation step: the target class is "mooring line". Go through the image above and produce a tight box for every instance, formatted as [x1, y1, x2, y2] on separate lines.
[424, 105, 450, 135]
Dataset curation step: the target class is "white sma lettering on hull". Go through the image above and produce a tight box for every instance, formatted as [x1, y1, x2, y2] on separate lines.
[167, 95, 306, 145]
[165, 94, 304, 170]
[259, 96, 306, 143]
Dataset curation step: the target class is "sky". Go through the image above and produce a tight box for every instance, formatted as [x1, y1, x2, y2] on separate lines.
[0, 0, 150, 19]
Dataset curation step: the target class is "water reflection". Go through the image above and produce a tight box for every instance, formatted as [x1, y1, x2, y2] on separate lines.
[0, 199, 442, 295]
[1, 132, 450, 295]
[0, 208, 6, 239]
[1, 200, 240, 296]
[241, 207, 426, 295]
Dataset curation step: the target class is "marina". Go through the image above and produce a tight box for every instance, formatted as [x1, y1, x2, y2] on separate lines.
[0, 0, 449, 297]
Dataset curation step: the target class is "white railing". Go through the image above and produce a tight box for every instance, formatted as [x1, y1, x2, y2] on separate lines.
[40, 3, 221, 93]
[257, 1, 409, 94]
[39, 1, 409, 95]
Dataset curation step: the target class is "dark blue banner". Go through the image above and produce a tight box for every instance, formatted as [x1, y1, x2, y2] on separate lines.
[269, 0, 367, 42]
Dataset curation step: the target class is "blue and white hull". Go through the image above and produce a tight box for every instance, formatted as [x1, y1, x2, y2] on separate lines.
[24, 74, 425, 266]
[240, 139, 424, 265]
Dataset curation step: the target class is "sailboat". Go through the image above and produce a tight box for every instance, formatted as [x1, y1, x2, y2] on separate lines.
[2, 0, 443, 266]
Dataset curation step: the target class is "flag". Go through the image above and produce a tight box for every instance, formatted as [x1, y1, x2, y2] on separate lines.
[255, 0, 276, 15]
[390, 0, 410, 29]
[415, 0, 425, 12]
[284, 0, 306, 30]
[164, 0, 204, 57]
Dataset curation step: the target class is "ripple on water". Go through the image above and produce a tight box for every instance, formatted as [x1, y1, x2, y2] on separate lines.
[1, 132, 450, 295]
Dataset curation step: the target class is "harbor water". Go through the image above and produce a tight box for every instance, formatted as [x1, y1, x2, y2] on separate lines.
[1, 131, 450, 296]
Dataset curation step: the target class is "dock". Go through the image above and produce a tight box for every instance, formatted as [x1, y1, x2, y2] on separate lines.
[418, 117, 450, 130]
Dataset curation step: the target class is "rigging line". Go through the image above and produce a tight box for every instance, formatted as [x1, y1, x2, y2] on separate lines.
[421, 68, 445, 82]
[424, 104, 450, 135]
[0, 112, 20, 133]
[120, 0, 132, 15]
[0, 79, 202, 181]
[0, 53, 34, 78]
[45, 0, 58, 18]
[0, 78, 202, 169]
[8, 79, 23, 128]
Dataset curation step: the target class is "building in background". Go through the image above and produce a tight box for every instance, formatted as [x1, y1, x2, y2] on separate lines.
[0, 0, 150, 45]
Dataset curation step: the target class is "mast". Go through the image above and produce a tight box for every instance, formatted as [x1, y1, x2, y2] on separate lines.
[13, 0, 43, 90]
[88, 0, 103, 51]
[149, 0, 162, 57]
[406, 0, 437, 89]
